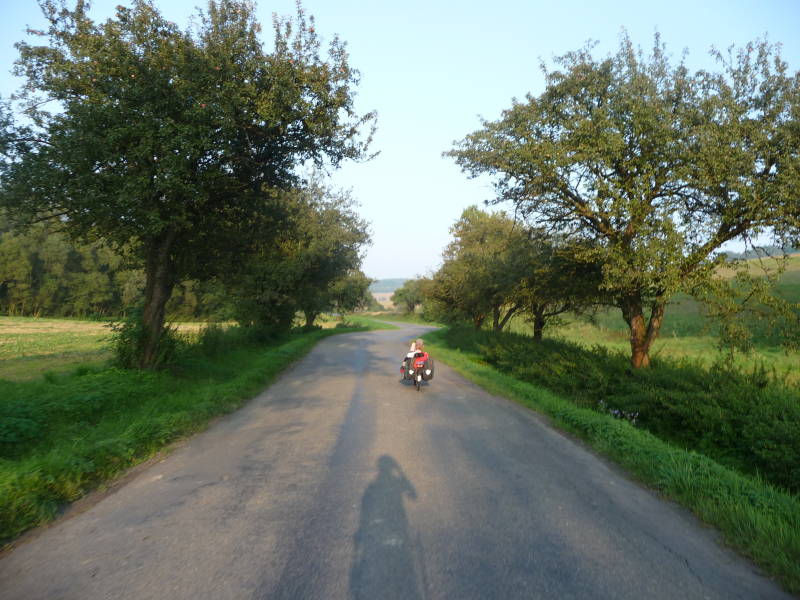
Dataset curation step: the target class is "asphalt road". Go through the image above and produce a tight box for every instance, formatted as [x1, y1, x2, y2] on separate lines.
[0, 324, 792, 599]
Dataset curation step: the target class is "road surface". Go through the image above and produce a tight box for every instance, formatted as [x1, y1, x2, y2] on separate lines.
[0, 323, 792, 599]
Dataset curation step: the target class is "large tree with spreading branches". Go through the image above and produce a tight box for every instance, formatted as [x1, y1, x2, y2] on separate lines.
[0, 0, 374, 367]
[448, 35, 800, 367]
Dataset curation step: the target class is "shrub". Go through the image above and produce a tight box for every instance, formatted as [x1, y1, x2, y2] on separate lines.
[109, 306, 185, 369]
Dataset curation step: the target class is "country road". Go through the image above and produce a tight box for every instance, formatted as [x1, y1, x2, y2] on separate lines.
[0, 323, 791, 599]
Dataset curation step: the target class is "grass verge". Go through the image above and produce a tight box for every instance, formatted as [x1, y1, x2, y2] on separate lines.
[423, 331, 800, 595]
[368, 312, 444, 327]
[0, 324, 375, 545]
[334, 314, 399, 330]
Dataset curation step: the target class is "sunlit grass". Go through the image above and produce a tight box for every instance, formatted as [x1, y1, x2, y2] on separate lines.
[506, 309, 800, 384]
[0, 316, 219, 382]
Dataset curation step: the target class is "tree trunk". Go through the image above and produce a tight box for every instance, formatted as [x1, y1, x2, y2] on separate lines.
[472, 314, 485, 330]
[304, 311, 318, 328]
[620, 293, 666, 369]
[497, 305, 518, 332]
[139, 230, 177, 369]
[492, 307, 501, 331]
[532, 311, 545, 342]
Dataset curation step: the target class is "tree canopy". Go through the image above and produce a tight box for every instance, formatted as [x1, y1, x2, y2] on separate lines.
[427, 206, 529, 330]
[448, 35, 800, 367]
[0, 0, 375, 367]
[226, 182, 371, 333]
[390, 278, 425, 314]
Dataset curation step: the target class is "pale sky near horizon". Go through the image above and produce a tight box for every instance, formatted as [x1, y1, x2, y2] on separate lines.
[2, 0, 799, 279]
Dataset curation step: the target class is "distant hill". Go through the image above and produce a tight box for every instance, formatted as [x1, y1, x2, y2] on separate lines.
[725, 246, 798, 261]
[369, 278, 408, 294]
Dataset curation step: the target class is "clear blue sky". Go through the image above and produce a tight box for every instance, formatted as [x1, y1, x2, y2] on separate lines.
[2, 0, 799, 279]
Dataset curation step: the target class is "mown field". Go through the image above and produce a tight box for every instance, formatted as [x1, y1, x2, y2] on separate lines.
[0, 317, 113, 381]
[0, 314, 370, 382]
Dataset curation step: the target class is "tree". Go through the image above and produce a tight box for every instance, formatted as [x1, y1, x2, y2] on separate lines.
[226, 182, 370, 332]
[448, 35, 800, 367]
[289, 184, 371, 328]
[427, 207, 531, 330]
[515, 236, 603, 341]
[1, 0, 374, 367]
[329, 270, 374, 315]
[390, 279, 424, 314]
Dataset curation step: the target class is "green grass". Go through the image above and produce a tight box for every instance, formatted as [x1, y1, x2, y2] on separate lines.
[340, 314, 399, 329]
[0, 317, 112, 381]
[505, 254, 800, 377]
[0, 316, 213, 381]
[423, 330, 800, 594]
[0, 322, 379, 545]
[506, 290, 800, 384]
[370, 311, 444, 326]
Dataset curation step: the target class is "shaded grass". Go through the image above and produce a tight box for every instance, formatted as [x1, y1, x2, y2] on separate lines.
[370, 311, 444, 327]
[0, 323, 375, 544]
[431, 326, 800, 493]
[423, 331, 800, 594]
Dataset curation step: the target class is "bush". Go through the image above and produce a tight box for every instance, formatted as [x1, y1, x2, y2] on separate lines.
[109, 306, 185, 369]
[428, 326, 800, 493]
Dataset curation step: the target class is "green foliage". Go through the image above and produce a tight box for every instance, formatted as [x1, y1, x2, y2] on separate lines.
[227, 182, 371, 332]
[430, 326, 800, 494]
[448, 34, 800, 367]
[425, 207, 603, 335]
[0, 214, 233, 320]
[426, 206, 527, 329]
[424, 335, 800, 593]
[1, 0, 374, 367]
[329, 271, 374, 314]
[110, 306, 184, 369]
[390, 278, 426, 314]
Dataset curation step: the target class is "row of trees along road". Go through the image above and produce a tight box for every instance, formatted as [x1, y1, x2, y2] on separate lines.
[424, 207, 601, 338]
[0, 0, 375, 368]
[0, 188, 372, 323]
[446, 35, 800, 368]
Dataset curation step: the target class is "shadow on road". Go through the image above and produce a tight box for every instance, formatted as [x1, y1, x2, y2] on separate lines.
[350, 455, 426, 600]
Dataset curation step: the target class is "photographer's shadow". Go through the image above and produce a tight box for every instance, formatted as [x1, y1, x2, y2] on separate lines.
[350, 455, 426, 600]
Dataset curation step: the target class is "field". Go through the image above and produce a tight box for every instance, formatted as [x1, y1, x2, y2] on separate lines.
[0, 317, 214, 382]
[0, 314, 393, 382]
[370, 292, 395, 308]
[0, 317, 113, 381]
